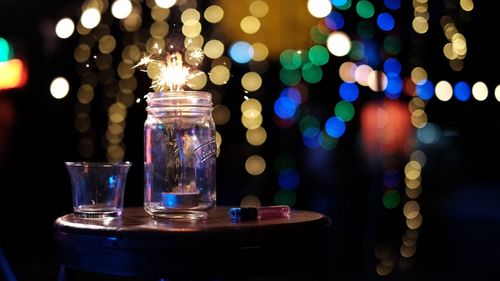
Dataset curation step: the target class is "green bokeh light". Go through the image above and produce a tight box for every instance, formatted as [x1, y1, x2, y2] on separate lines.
[299, 115, 320, 134]
[320, 131, 338, 150]
[357, 20, 375, 39]
[280, 49, 301, 70]
[349, 40, 364, 60]
[383, 190, 400, 209]
[279, 68, 301, 86]
[356, 0, 375, 19]
[301, 63, 323, 84]
[310, 25, 329, 44]
[0, 37, 12, 62]
[274, 190, 296, 206]
[308, 45, 329, 66]
[335, 0, 352, 10]
[335, 101, 355, 121]
[384, 36, 402, 55]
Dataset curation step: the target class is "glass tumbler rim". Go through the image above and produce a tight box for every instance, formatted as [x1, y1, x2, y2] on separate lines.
[65, 161, 132, 168]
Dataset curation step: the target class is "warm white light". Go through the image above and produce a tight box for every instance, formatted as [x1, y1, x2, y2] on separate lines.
[155, 0, 176, 9]
[50, 77, 70, 99]
[111, 0, 133, 19]
[55, 18, 75, 39]
[495, 85, 500, 102]
[307, 0, 332, 18]
[81, 8, 101, 29]
[472, 81, 488, 101]
[327, 31, 351, 57]
[435, 80, 453, 101]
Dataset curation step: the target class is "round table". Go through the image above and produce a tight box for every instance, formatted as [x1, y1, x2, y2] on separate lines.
[53, 206, 331, 281]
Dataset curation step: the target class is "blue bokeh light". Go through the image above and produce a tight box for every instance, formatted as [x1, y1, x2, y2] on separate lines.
[303, 134, 321, 149]
[384, 0, 400, 10]
[383, 58, 401, 76]
[278, 169, 300, 190]
[281, 87, 302, 106]
[385, 76, 403, 99]
[325, 116, 346, 138]
[325, 11, 345, 30]
[454, 81, 471, 101]
[229, 41, 254, 64]
[416, 80, 434, 100]
[274, 96, 297, 119]
[339, 82, 359, 102]
[377, 13, 395, 31]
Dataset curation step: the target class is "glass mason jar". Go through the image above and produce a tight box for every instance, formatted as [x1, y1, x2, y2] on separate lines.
[144, 91, 216, 219]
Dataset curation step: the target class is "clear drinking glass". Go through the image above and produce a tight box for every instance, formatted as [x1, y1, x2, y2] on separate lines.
[144, 91, 216, 220]
[65, 162, 132, 219]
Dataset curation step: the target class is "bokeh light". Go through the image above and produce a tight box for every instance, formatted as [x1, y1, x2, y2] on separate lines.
[472, 81, 488, 101]
[111, 0, 132, 19]
[229, 41, 254, 64]
[454, 81, 471, 101]
[435, 80, 453, 101]
[307, 0, 332, 18]
[204, 5, 224, 23]
[80, 8, 101, 29]
[55, 18, 75, 39]
[245, 155, 266, 175]
[327, 31, 351, 57]
[50, 77, 70, 99]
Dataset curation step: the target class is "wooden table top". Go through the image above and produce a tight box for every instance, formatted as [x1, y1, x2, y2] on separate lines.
[54, 206, 330, 236]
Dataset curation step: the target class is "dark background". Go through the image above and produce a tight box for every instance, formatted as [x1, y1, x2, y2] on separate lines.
[2, 0, 500, 280]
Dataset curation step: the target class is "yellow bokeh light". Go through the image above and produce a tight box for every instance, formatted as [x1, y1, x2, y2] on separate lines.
[74, 44, 91, 63]
[241, 98, 262, 114]
[307, 0, 332, 18]
[460, 0, 474, 12]
[251, 42, 269, 62]
[111, 0, 132, 19]
[408, 97, 425, 113]
[367, 71, 388, 92]
[400, 244, 417, 258]
[81, 8, 101, 29]
[204, 40, 225, 59]
[327, 31, 351, 57]
[403, 200, 420, 219]
[339, 62, 357, 83]
[55, 18, 75, 39]
[376, 262, 393, 276]
[181, 8, 200, 24]
[495, 85, 500, 102]
[240, 195, 261, 207]
[246, 127, 267, 146]
[240, 16, 261, 34]
[108, 102, 127, 123]
[215, 131, 222, 149]
[411, 109, 427, 129]
[241, 114, 263, 129]
[77, 84, 94, 104]
[405, 177, 421, 190]
[150, 21, 169, 38]
[98, 35, 116, 54]
[212, 104, 231, 125]
[155, 0, 176, 9]
[122, 12, 142, 32]
[449, 59, 464, 71]
[410, 67, 427, 85]
[186, 70, 207, 90]
[184, 35, 204, 50]
[182, 21, 202, 38]
[241, 72, 262, 92]
[209, 65, 230, 85]
[406, 186, 422, 199]
[406, 214, 423, 229]
[245, 155, 266, 176]
[410, 150, 427, 167]
[50, 77, 70, 99]
[443, 43, 457, 60]
[412, 16, 428, 34]
[117, 62, 135, 79]
[151, 6, 170, 21]
[435, 80, 453, 101]
[472, 81, 488, 101]
[204, 5, 224, 23]
[249, 0, 269, 18]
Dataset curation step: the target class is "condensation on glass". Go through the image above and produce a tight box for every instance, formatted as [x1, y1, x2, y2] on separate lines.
[144, 91, 216, 219]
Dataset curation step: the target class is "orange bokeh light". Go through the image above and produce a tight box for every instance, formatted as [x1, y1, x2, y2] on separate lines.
[0, 59, 28, 91]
